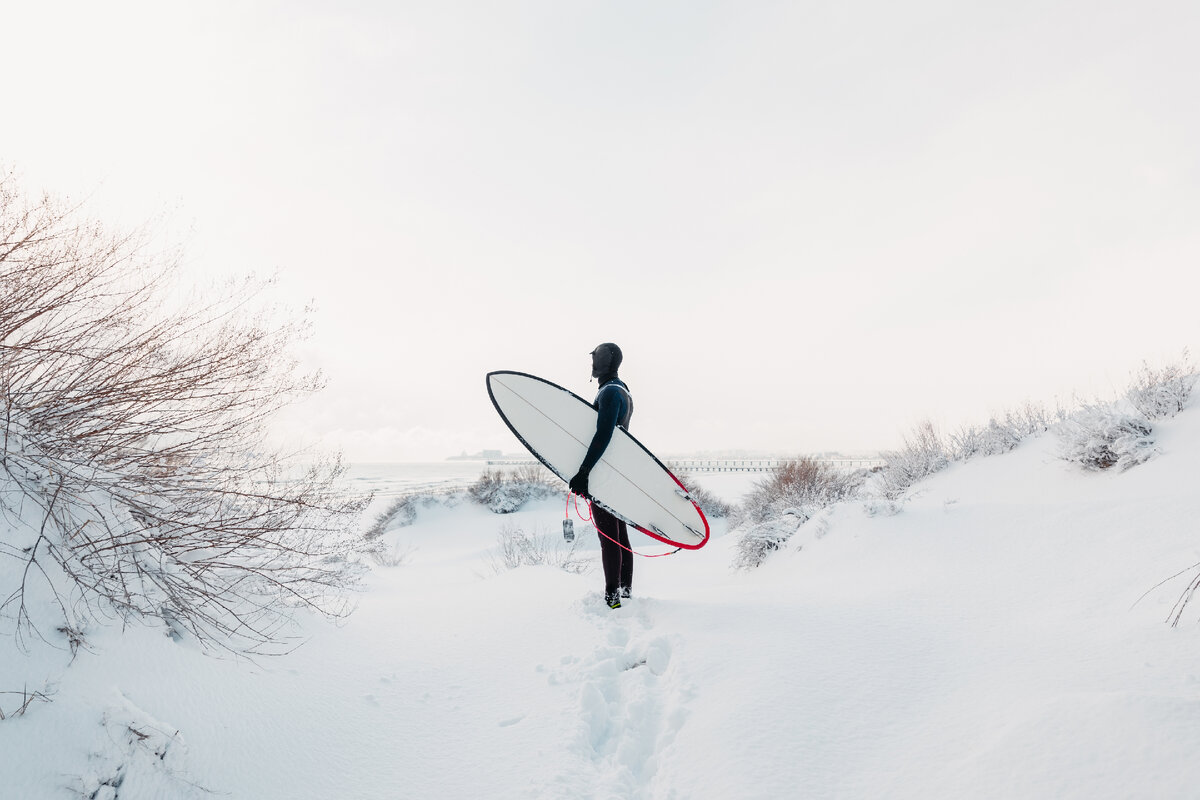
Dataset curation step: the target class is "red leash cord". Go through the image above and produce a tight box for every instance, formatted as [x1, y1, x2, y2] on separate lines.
[565, 493, 681, 558]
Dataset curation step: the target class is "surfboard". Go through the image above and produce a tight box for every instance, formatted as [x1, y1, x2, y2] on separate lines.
[486, 371, 709, 550]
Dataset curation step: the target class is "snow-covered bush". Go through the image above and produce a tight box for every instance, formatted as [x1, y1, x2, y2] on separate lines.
[361, 465, 561, 564]
[731, 458, 864, 569]
[1053, 354, 1198, 473]
[0, 172, 364, 654]
[357, 491, 461, 566]
[364, 491, 461, 537]
[468, 465, 557, 513]
[1056, 403, 1156, 472]
[368, 495, 421, 533]
[949, 402, 1057, 460]
[871, 421, 950, 500]
[367, 542, 414, 568]
[735, 458, 863, 527]
[486, 524, 590, 575]
[732, 513, 805, 570]
[731, 354, 1194, 570]
[70, 694, 210, 799]
[948, 418, 1022, 460]
[1126, 352, 1197, 421]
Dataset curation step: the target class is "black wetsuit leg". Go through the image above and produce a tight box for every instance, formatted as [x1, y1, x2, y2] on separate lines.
[593, 504, 632, 597]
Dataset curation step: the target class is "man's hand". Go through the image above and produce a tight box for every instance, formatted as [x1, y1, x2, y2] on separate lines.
[568, 469, 590, 498]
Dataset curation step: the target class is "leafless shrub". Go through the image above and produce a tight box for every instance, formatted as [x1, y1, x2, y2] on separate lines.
[949, 402, 1058, 460]
[57, 622, 90, 658]
[0, 172, 365, 654]
[1151, 559, 1200, 628]
[486, 523, 591, 575]
[468, 468, 507, 503]
[1126, 350, 1197, 421]
[734, 458, 863, 528]
[871, 420, 950, 500]
[513, 462, 553, 487]
[0, 684, 54, 720]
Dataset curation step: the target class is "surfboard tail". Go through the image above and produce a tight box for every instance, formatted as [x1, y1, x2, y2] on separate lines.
[633, 469, 710, 550]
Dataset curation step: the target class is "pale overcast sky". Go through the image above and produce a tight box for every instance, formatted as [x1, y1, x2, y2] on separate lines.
[3, 1, 1198, 461]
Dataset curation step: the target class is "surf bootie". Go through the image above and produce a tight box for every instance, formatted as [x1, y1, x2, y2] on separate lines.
[605, 592, 622, 609]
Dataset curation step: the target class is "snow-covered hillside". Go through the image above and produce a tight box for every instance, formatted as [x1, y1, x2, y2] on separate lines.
[5, 405, 1200, 799]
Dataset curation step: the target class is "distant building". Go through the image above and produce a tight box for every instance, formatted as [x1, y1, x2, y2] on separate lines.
[447, 448, 506, 461]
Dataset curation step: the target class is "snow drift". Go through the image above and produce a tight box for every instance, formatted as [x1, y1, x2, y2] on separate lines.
[5, 398, 1200, 797]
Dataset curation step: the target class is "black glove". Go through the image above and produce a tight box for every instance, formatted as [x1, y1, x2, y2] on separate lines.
[568, 469, 590, 498]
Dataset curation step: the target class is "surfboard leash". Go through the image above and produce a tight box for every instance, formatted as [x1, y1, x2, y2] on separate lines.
[565, 493, 682, 559]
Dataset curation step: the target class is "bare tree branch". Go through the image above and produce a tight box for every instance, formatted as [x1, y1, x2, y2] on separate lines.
[0, 171, 367, 655]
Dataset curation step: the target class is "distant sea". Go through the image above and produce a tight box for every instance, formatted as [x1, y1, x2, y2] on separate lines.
[338, 461, 492, 500]
[336, 460, 761, 513]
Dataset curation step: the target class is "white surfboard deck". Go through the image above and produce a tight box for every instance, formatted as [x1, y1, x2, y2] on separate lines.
[486, 371, 709, 550]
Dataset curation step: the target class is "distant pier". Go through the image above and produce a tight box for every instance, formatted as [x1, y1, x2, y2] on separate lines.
[486, 457, 884, 473]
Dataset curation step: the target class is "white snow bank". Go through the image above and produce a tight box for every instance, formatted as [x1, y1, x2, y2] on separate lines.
[4, 409, 1200, 798]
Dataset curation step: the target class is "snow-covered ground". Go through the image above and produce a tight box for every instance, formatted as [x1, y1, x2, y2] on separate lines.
[6, 408, 1200, 799]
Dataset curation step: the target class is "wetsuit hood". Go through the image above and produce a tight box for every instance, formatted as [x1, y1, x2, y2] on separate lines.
[590, 342, 623, 382]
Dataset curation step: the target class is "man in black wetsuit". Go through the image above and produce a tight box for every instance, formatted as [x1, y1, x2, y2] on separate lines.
[569, 343, 634, 610]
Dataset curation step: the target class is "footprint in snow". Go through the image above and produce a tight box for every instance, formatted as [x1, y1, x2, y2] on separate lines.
[645, 637, 672, 676]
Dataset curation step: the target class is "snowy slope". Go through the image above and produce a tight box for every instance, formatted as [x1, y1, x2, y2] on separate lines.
[4, 408, 1200, 799]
